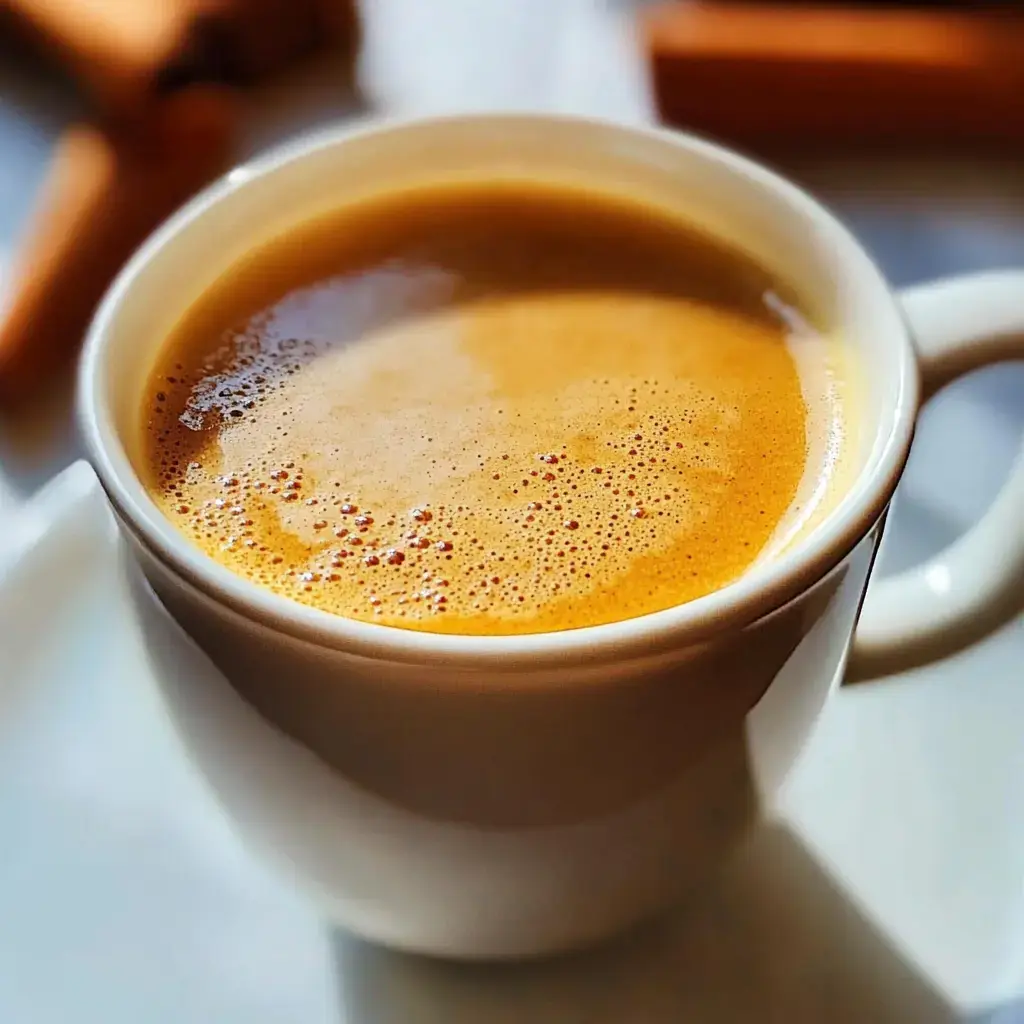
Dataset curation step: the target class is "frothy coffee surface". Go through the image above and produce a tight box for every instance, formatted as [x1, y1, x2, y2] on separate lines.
[141, 181, 824, 634]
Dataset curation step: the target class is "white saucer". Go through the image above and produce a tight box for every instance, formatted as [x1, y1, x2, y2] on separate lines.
[0, 461, 1020, 1023]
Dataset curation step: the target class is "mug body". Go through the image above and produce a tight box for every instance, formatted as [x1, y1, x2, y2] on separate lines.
[80, 115, 916, 957]
[124, 521, 881, 958]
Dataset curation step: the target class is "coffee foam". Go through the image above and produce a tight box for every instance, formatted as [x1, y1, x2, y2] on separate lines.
[141, 181, 847, 634]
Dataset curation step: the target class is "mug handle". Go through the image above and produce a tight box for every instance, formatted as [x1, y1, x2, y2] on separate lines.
[847, 270, 1024, 681]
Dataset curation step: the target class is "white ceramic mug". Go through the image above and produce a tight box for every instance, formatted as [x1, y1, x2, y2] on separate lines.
[78, 114, 1024, 959]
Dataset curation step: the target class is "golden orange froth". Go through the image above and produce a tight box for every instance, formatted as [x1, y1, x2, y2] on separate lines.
[141, 181, 818, 633]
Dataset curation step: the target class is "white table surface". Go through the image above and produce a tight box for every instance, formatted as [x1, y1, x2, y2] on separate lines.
[0, 2, 1022, 1021]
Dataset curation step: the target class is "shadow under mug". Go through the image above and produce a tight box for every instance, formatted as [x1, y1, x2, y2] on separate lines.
[79, 114, 1024, 958]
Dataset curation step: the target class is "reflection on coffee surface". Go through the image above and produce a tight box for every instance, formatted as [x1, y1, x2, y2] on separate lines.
[141, 180, 849, 633]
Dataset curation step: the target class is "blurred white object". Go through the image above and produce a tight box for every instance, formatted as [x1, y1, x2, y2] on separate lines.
[359, 0, 652, 123]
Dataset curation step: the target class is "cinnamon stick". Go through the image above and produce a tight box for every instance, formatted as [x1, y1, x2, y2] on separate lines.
[646, 4, 1024, 150]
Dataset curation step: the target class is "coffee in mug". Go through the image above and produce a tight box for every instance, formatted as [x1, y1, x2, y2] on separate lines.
[139, 178, 855, 634]
[81, 114, 1024, 958]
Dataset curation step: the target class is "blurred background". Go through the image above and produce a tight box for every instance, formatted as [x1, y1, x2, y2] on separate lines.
[0, 2, 1021, 1021]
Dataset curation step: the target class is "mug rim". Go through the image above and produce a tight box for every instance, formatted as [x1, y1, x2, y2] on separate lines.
[78, 111, 918, 669]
